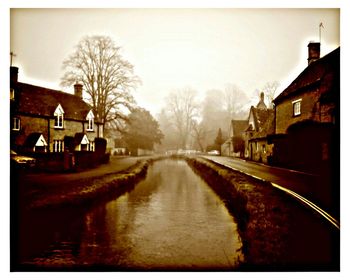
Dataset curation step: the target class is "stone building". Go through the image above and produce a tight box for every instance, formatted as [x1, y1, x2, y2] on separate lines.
[224, 92, 274, 163]
[10, 66, 104, 155]
[272, 43, 340, 173]
[221, 119, 248, 156]
[244, 92, 274, 163]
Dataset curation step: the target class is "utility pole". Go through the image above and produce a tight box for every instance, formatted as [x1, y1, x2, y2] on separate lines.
[10, 51, 16, 66]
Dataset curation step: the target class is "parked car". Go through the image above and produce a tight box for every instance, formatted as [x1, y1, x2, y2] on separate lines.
[10, 150, 36, 168]
[207, 150, 220, 155]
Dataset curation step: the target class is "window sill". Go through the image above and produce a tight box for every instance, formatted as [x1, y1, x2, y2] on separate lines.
[54, 126, 64, 130]
[86, 129, 94, 132]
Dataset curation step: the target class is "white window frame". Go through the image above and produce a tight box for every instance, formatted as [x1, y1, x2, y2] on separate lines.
[87, 118, 94, 131]
[89, 141, 95, 152]
[53, 139, 64, 153]
[292, 99, 302, 116]
[54, 104, 65, 129]
[12, 117, 20, 131]
[86, 110, 94, 132]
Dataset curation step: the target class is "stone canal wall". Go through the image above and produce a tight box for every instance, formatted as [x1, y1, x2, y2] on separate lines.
[185, 156, 336, 270]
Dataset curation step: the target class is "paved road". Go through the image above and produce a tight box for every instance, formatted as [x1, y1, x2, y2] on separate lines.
[203, 156, 339, 220]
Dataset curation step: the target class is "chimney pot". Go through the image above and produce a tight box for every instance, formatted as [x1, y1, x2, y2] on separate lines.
[74, 83, 83, 99]
[308, 42, 320, 65]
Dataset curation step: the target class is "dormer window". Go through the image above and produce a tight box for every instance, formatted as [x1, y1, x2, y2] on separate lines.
[86, 110, 94, 131]
[54, 104, 64, 129]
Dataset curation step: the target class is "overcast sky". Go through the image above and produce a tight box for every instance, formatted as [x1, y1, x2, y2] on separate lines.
[10, 8, 339, 115]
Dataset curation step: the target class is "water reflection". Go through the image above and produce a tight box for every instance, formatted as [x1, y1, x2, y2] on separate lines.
[19, 159, 244, 270]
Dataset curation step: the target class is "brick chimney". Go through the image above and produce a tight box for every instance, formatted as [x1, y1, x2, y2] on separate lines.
[10, 66, 19, 85]
[308, 42, 320, 65]
[74, 83, 83, 99]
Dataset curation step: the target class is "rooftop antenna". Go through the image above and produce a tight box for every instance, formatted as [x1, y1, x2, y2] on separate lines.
[319, 22, 324, 45]
[10, 51, 16, 66]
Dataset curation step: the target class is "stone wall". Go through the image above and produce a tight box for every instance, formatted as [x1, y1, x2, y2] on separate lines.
[275, 88, 321, 134]
[13, 114, 102, 152]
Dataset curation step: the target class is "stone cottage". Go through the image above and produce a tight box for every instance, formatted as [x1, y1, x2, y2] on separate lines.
[244, 92, 274, 163]
[272, 43, 340, 173]
[10, 66, 105, 162]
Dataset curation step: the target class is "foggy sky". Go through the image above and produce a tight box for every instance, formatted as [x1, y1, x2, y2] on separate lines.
[10, 8, 340, 115]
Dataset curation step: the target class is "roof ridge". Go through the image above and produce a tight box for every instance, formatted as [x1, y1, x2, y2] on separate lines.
[18, 82, 80, 99]
[274, 46, 339, 104]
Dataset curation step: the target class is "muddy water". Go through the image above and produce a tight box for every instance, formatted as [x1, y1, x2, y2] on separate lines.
[19, 159, 244, 270]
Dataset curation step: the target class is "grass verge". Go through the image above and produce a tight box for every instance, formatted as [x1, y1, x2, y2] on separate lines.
[27, 159, 152, 210]
[186, 156, 340, 271]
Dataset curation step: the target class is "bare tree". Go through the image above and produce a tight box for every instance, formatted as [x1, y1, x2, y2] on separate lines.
[165, 87, 199, 149]
[191, 119, 206, 152]
[223, 84, 250, 119]
[60, 35, 141, 129]
[262, 81, 280, 108]
[200, 89, 226, 149]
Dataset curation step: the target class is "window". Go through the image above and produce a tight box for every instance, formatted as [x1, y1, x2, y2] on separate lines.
[53, 140, 64, 153]
[87, 118, 94, 131]
[292, 99, 302, 116]
[33, 134, 48, 153]
[89, 141, 95, 152]
[54, 104, 64, 129]
[86, 110, 94, 131]
[54, 115, 64, 128]
[10, 88, 15, 100]
[12, 117, 20, 131]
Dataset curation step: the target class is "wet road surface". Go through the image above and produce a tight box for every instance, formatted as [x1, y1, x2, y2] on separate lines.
[204, 156, 339, 219]
[17, 159, 243, 270]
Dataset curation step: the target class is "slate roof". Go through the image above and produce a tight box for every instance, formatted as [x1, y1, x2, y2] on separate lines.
[230, 120, 249, 137]
[274, 47, 340, 104]
[248, 106, 274, 132]
[254, 109, 275, 137]
[245, 106, 274, 139]
[14, 82, 92, 121]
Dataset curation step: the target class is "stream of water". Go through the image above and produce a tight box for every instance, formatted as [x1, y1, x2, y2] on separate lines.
[19, 159, 244, 270]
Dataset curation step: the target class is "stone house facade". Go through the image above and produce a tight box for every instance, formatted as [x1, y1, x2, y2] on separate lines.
[224, 92, 274, 164]
[244, 92, 274, 163]
[10, 66, 104, 155]
[272, 43, 339, 173]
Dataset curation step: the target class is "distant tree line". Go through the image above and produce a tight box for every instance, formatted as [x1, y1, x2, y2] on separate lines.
[157, 81, 279, 153]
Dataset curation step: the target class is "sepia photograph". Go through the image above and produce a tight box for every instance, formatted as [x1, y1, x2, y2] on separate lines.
[5, 4, 344, 275]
